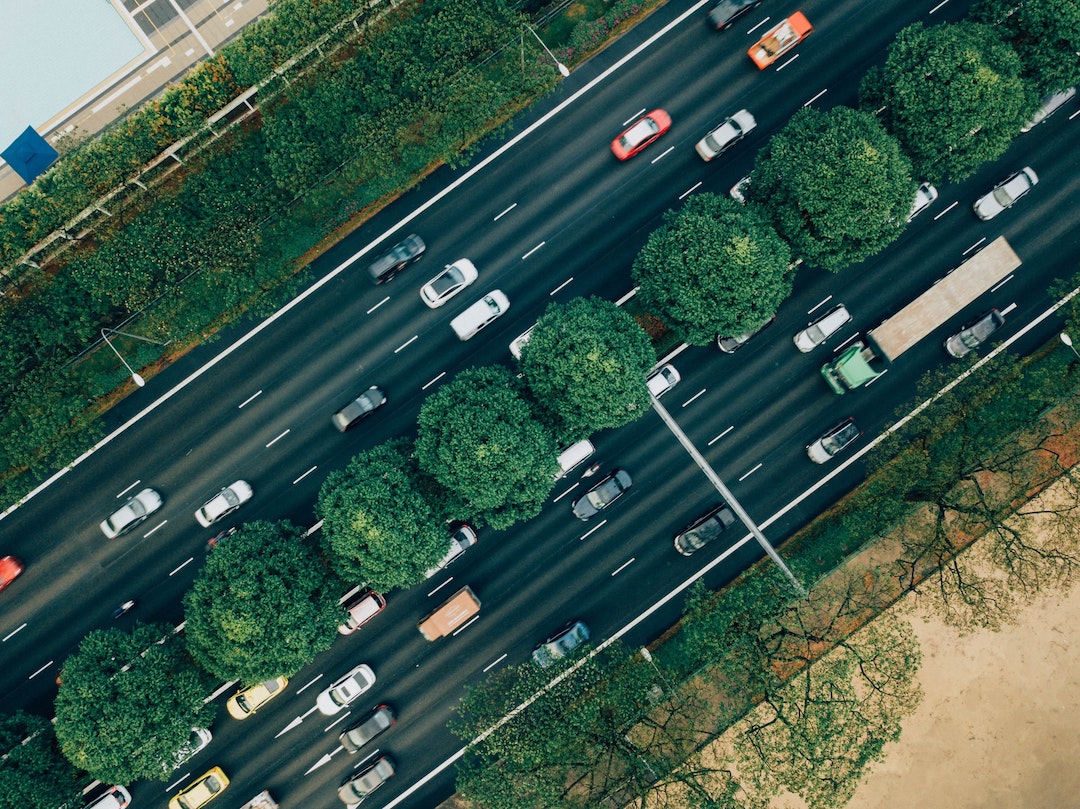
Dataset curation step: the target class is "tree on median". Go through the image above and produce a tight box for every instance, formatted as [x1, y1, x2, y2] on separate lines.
[183, 520, 342, 683]
[416, 366, 558, 530]
[318, 437, 457, 590]
[520, 297, 655, 438]
[632, 193, 793, 343]
[746, 106, 914, 273]
[971, 0, 1080, 96]
[866, 21, 1028, 183]
[0, 711, 84, 809]
[54, 623, 214, 784]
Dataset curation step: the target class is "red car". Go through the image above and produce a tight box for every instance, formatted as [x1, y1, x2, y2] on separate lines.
[611, 110, 672, 160]
[0, 556, 24, 592]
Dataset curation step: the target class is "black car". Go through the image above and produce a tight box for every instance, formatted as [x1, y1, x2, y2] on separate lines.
[944, 309, 1005, 359]
[366, 233, 426, 284]
[673, 503, 738, 556]
[706, 0, 762, 30]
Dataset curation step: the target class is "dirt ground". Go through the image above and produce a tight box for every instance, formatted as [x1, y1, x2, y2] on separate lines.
[846, 580, 1080, 809]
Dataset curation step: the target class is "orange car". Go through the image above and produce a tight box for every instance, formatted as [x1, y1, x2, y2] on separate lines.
[747, 11, 812, 69]
[611, 110, 672, 160]
[0, 556, 23, 593]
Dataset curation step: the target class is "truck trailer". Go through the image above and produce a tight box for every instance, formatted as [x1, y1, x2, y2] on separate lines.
[821, 236, 1021, 393]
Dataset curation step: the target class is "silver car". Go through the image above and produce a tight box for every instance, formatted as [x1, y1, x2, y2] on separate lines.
[944, 309, 1005, 358]
[972, 167, 1038, 220]
[694, 109, 756, 161]
[339, 705, 395, 754]
[331, 386, 387, 432]
[100, 487, 163, 538]
[806, 417, 862, 464]
[793, 304, 851, 352]
[194, 480, 253, 528]
[338, 756, 395, 805]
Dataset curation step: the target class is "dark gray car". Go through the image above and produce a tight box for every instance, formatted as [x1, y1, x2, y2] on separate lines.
[944, 309, 1005, 358]
[332, 386, 387, 432]
[572, 469, 632, 520]
[366, 234, 425, 284]
[706, 0, 762, 29]
[532, 620, 590, 669]
[674, 503, 738, 556]
[339, 705, 395, 754]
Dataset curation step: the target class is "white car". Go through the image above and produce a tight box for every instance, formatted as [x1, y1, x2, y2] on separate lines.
[972, 167, 1038, 220]
[194, 480, 253, 528]
[316, 663, 376, 715]
[509, 325, 535, 359]
[419, 259, 478, 308]
[163, 727, 213, 774]
[729, 175, 751, 204]
[424, 524, 478, 579]
[449, 291, 510, 340]
[793, 304, 851, 352]
[1020, 87, 1076, 132]
[99, 487, 163, 538]
[646, 364, 681, 397]
[82, 786, 131, 809]
[694, 109, 756, 161]
[907, 181, 939, 221]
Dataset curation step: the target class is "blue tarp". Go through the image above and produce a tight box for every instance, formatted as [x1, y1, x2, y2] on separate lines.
[2, 126, 58, 185]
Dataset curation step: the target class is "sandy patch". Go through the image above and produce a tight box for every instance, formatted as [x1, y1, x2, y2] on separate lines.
[847, 583, 1080, 809]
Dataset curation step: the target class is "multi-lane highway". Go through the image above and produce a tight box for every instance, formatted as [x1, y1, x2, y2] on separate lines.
[2, 0, 1079, 806]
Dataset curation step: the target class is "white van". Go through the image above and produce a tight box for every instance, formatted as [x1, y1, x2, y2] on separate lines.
[554, 440, 595, 479]
[450, 291, 510, 340]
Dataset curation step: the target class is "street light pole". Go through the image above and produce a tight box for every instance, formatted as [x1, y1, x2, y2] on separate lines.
[524, 24, 570, 77]
[1061, 332, 1080, 361]
[100, 328, 169, 389]
[640, 647, 680, 704]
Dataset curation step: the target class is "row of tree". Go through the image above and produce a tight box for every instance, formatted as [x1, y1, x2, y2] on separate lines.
[0, 296, 657, 796]
[633, 0, 1080, 345]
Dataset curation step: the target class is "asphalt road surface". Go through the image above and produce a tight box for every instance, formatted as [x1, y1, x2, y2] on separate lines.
[2, 0, 1079, 807]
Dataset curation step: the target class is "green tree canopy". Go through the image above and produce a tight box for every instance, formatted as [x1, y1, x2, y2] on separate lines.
[183, 520, 342, 683]
[53, 624, 213, 784]
[873, 21, 1028, 182]
[521, 297, 654, 436]
[972, 0, 1080, 94]
[632, 193, 793, 342]
[746, 106, 914, 272]
[318, 438, 456, 590]
[416, 366, 558, 529]
[0, 711, 84, 809]
[452, 642, 740, 808]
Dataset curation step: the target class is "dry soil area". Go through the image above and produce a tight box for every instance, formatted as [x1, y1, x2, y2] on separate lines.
[846, 581, 1080, 809]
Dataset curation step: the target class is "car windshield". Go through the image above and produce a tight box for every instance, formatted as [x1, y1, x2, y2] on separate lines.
[822, 423, 859, 453]
[483, 296, 501, 314]
[221, 488, 239, 507]
[431, 268, 463, 294]
[586, 481, 618, 508]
